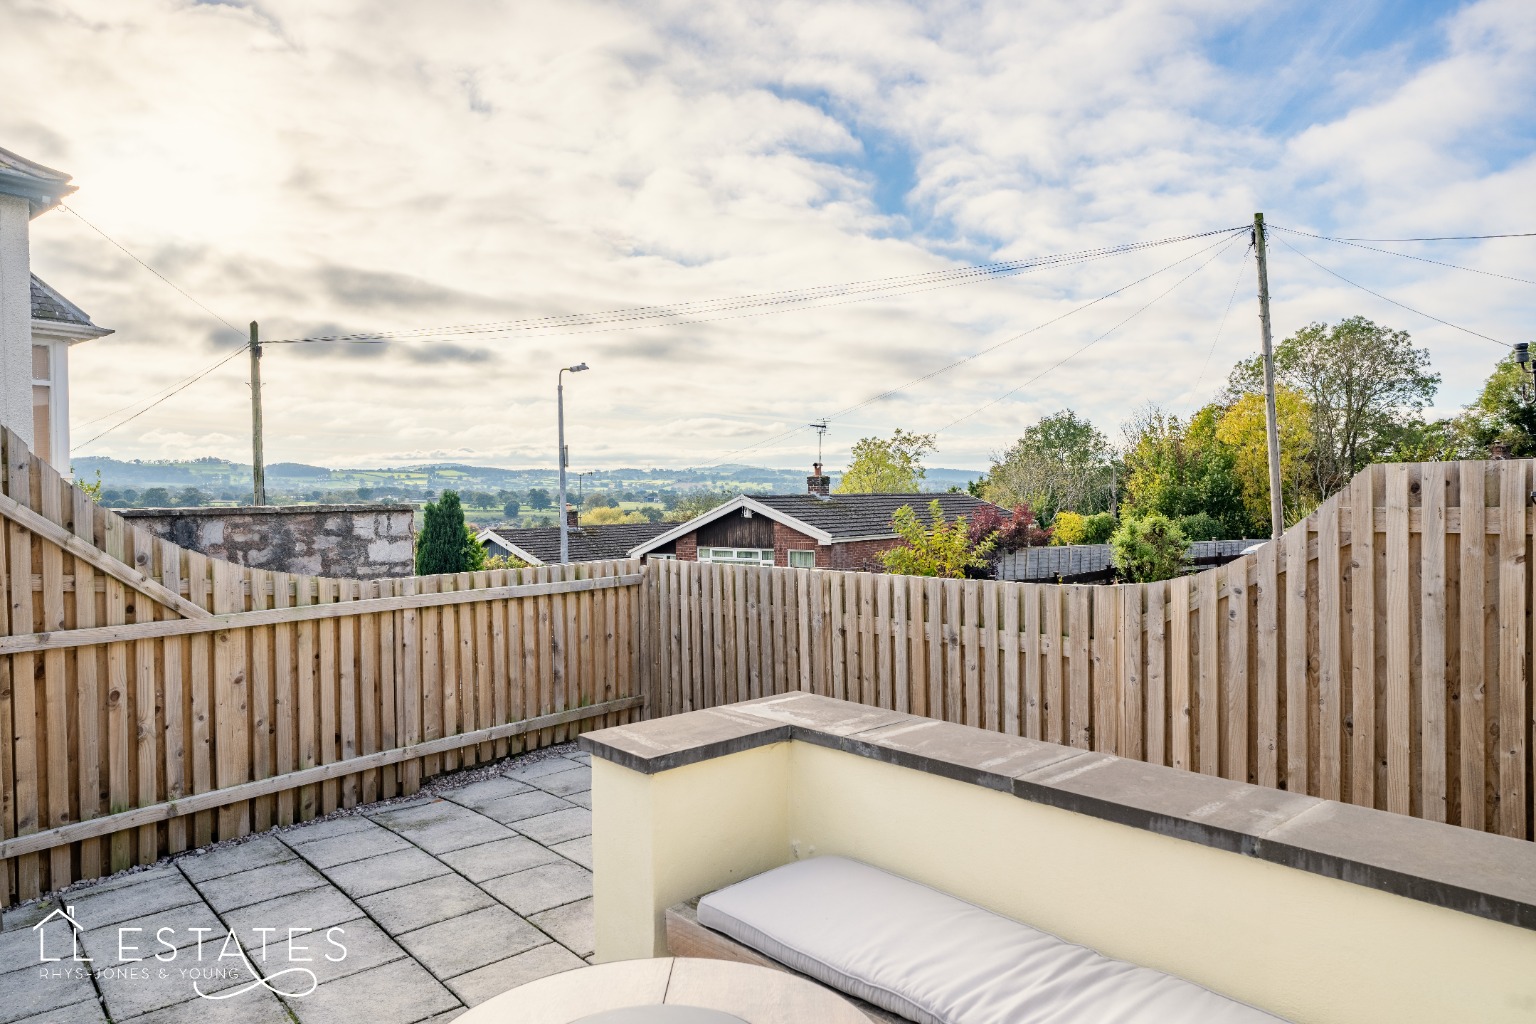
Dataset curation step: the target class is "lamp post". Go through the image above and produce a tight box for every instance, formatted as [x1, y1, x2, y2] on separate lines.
[557, 362, 589, 564]
[1516, 342, 1534, 404]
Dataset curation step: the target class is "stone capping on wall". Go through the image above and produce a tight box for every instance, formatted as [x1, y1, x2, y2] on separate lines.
[119, 502, 405, 517]
[580, 692, 1536, 933]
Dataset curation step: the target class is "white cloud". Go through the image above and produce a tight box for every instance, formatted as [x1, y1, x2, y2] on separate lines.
[3, 0, 1532, 477]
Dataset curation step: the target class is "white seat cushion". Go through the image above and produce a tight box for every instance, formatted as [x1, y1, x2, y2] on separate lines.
[696, 856, 1285, 1024]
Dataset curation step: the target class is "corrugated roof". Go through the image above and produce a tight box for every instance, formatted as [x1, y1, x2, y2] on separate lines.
[483, 521, 669, 565]
[30, 274, 99, 326]
[751, 491, 999, 539]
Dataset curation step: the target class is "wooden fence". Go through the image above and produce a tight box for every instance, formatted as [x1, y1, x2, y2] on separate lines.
[643, 459, 1535, 842]
[0, 428, 643, 907]
[996, 538, 1264, 581]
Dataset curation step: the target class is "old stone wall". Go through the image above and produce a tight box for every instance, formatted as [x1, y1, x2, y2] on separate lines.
[120, 504, 416, 579]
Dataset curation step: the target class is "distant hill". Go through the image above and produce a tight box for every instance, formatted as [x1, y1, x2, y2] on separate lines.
[73, 457, 986, 499]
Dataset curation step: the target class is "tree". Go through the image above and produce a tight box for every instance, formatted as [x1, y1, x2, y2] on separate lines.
[1225, 317, 1439, 497]
[1081, 511, 1117, 544]
[1110, 513, 1190, 583]
[583, 491, 617, 509]
[986, 410, 1113, 522]
[502, 499, 521, 519]
[141, 487, 171, 507]
[968, 503, 1051, 552]
[664, 490, 734, 522]
[1120, 403, 1253, 537]
[1176, 512, 1224, 541]
[582, 506, 649, 525]
[176, 486, 208, 507]
[1215, 387, 1315, 528]
[527, 488, 552, 511]
[416, 491, 480, 575]
[880, 500, 996, 578]
[1050, 512, 1087, 546]
[836, 428, 936, 493]
[1454, 352, 1536, 457]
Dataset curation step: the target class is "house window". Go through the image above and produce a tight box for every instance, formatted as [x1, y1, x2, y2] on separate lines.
[31, 345, 51, 463]
[650, 553, 676, 561]
[699, 547, 774, 565]
[788, 549, 817, 569]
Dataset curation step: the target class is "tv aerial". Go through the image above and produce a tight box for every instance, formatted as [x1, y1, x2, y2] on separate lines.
[809, 420, 829, 464]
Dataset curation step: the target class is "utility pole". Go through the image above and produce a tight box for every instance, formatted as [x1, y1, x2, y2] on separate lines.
[1253, 213, 1284, 540]
[557, 362, 589, 564]
[249, 321, 266, 506]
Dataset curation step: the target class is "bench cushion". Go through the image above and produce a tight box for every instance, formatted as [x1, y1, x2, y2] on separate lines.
[695, 856, 1285, 1024]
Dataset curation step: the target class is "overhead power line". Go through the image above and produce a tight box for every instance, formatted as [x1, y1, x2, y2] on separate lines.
[1272, 236, 1512, 349]
[694, 227, 1249, 467]
[937, 230, 1248, 434]
[74, 345, 251, 450]
[262, 227, 1247, 347]
[1332, 231, 1536, 242]
[1188, 242, 1255, 397]
[1272, 224, 1536, 286]
[60, 204, 244, 336]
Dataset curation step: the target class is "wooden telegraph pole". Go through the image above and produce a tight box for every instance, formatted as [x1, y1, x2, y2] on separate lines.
[1253, 213, 1284, 539]
[249, 321, 266, 506]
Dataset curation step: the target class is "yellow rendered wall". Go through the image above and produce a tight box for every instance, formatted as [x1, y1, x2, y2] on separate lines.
[787, 743, 1536, 1024]
[591, 743, 791, 961]
[590, 740, 1536, 1022]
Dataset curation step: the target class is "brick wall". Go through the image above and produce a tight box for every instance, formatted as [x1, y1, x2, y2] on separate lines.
[120, 504, 416, 579]
[772, 522, 828, 567]
[675, 534, 698, 561]
[829, 537, 899, 571]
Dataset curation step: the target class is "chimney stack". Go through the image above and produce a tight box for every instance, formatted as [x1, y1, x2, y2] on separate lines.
[807, 462, 831, 496]
[566, 505, 579, 528]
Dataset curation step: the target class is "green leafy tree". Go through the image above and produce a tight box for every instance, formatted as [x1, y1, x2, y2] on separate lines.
[1454, 352, 1536, 457]
[502, 499, 521, 518]
[664, 489, 734, 523]
[1120, 403, 1253, 537]
[986, 410, 1113, 522]
[880, 500, 996, 578]
[527, 488, 552, 510]
[74, 469, 103, 503]
[1215, 387, 1316, 528]
[836, 428, 937, 493]
[1081, 511, 1117, 545]
[416, 491, 479, 575]
[1050, 511, 1087, 545]
[141, 487, 171, 507]
[1110, 513, 1190, 583]
[1176, 512, 1225, 542]
[1225, 317, 1439, 496]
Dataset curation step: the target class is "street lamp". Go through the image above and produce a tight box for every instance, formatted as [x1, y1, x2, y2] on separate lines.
[1516, 343, 1534, 404]
[557, 362, 590, 564]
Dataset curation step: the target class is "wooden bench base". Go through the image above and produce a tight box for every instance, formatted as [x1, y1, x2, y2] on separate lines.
[665, 900, 909, 1023]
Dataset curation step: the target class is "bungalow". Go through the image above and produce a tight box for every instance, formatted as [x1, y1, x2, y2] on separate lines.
[478, 515, 669, 566]
[628, 464, 1003, 570]
[1, 146, 112, 470]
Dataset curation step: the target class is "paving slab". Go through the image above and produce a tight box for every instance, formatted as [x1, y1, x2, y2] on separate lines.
[252, 917, 406, 987]
[67, 873, 203, 930]
[12, 996, 106, 1024]
[563, 790, 592, 809]
[358, 874, 494, 935]
[119, 987, 290, 1023]
[528, 766, 591, 797]
[550, 836, 592, 869]
[79, 900, 227, 964]
[0, 961, 97, 1024]
[0, 909, 70, 969]
[177, 837, 296, 883]
[437, 836, 560, 883]
[373, 802, 517, 854]
[281, 815, 380, 846]
[287, 957, 460, 1024]
[195, 858, 329, 914]
[94, 952, 259, 1020]
[511, 807, 592, 846]
[444, 942, 584, 1006]
[419, 1011, 465, 1024]
[481, 862, 592, 917]
[2, 897, 59, 931]
[474, 790, 573, 825]
[530, 897, 594, 958]
[292, 827, 414, 869]
[322, 847, 452, 899]
[441, 777, 533, 812]
[502, 757, 582, 783]
[395, 904, 548, 980]
[221, 886, 364, 957]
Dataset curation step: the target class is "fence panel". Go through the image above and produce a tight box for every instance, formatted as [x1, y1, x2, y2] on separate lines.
[641, 458, 1536, 843]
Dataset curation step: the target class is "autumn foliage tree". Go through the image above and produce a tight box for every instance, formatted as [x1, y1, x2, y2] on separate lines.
[881, 501, 996, 578]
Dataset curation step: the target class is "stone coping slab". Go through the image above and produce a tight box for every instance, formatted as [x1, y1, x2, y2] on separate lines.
[579, 691, 1536, 932]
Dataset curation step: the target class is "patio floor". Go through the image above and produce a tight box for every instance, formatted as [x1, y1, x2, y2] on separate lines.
[0, 745, 596, 1024]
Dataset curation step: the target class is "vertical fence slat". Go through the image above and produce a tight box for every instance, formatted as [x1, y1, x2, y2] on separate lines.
[1198, 570, 1220, 776]
[1421, 463, 1449, 823]
[1498, 461, 1529, 838]
[1385, 465, 1413, 816]
[1255, 544, 1279, 789]
[1317, 498, 1343, 800]
[1351, 469, 1377, 809]
[1285, 516, 1309, 795]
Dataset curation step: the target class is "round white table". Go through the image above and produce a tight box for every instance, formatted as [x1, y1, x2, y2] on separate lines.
[458, 956, 870, 1024]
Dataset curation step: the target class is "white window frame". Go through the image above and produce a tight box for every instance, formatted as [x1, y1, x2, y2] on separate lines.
[649, 552, 676, 561]
[698, 546, 775, 565]
[787, 549, 817, 569]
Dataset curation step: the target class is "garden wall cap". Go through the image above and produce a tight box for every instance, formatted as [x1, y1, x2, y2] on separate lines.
[581, 692, 1536, 932]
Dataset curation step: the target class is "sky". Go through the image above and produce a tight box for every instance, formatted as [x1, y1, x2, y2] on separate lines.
[4, 0, 1535, 475]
